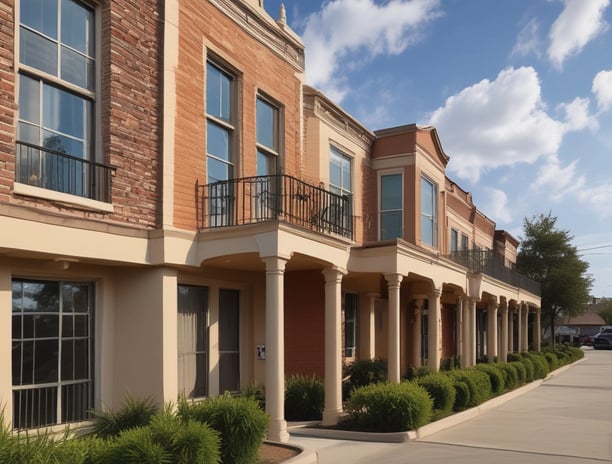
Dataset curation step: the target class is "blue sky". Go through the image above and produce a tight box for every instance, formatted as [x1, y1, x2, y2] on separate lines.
[263, 0, 612, 298]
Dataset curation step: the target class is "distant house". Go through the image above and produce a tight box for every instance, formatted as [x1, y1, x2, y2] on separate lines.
[561, 310, 606, 337]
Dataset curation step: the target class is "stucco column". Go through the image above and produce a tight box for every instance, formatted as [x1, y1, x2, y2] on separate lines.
[385, 274, 403, 383]
[428, 288, 442, 372]
[262, 256, 289, 442]
[0, 265, 12, 429]
[516, 303, 523, 353]
[487, 297, 498, 362]
[534, 308, 541, 352]
[455, 296, 463, 365]
[521, 304, 529, 352]
[412, 298, 424, 367]
[499, 299, 509, 362]
[468, 298, 478, 367]
[460, 296, 470, 367]
[322, 267, 346, 426]
[360, 293, 378, 359]
[508, 304, 515, 353]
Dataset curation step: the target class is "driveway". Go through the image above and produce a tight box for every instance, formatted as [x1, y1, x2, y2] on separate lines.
[289, 349, 612, 463]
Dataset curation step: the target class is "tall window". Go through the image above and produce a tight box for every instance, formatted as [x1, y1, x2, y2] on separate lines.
[177, 285, 208, 399]
[12, 279, 94, 429]
[421, 176, 438, 247]
[380, 173, 402, 240]
[329, 146, 352, 197]
[219, 289, 240, 393]
[255, 97, 279, 219]
[461, 234, 469, 251]
[344, 293, 358, 358]
[17, 0, 95, 197]
[450, 228, 459, 252]
[206, 61, 235, 225]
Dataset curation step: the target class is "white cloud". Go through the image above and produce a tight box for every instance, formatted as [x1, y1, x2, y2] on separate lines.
[429, 67, 564, 183]
[530, 155, 585, 201]
[592, 70, 612, 111]
[481, 188, 512, 224]
[558, 97, 599, 131]
[301, 0, 442, 101]
[511, 18, 542, 58]
[577, 184, 612, 217]
[547, 0, 610, 69]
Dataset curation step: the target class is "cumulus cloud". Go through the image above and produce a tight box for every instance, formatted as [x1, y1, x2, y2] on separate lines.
[577, 184, 612, 217]
[558, 97, 599, 131]
[592, 70, 612, 111]
[547, 0, 609, 69]
[429, 67, 565, 183]
[511, 18, 542, 58]
[301, 0, 442, 102]
[480, 188, 512, 224]
[530, 155, 585, 201]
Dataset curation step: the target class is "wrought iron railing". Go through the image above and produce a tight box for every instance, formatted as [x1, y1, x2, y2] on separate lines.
[15, 141, 114, 202]
[447, 250, 541, 296]
[196, 174, 353, 239]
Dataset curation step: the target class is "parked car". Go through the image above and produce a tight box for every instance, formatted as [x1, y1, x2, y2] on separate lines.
[579, 335, 594, 346]
[593, 328, 612, 350]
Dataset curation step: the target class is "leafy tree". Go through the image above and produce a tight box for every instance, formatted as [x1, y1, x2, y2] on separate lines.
[516, 213, 592, 344]
[597, 299, 612, 325]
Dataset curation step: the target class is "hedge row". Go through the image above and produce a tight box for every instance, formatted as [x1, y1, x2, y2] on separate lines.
[0, 393, 269, 464]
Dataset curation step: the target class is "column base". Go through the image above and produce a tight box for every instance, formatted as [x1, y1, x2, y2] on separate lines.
[267, 418, 289, 443]
[321, 409, 342, 427]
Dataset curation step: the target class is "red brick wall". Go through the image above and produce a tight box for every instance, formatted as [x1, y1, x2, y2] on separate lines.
[173, 1, 304, 230]
[0, 0, 16, 204]
[0, 0, 162, 229]
[284, 270, 325, 377]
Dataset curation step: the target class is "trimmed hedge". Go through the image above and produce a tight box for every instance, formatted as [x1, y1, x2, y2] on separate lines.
[497, 363, 519, 391]
[524, 353, 549, 379]
[414, 372, 456, 413]
[445, 368, 491, 407]
[285, 374, 324, 421]
[509, 361, 527, 385]
[178, 393, 269, 464]
[343, 358, 387, 399]
[474, 364, 505, 396]
[344, 382, 433, 432]
[452, 380, 471, 411]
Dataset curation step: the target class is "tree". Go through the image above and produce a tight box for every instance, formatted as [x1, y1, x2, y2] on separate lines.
[516, 213, 593, 345]
[597, 299, 612, 325]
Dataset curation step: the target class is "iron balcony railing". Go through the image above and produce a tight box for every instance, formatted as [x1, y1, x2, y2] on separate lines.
[447, 249, 541, 296]
[196, 174, 353, 239]
[15, 141, 114, 202]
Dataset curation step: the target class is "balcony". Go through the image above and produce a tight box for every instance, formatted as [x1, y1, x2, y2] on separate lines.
[15, 141, 114, 203]
[446, 250, 541, 296]
[196, 174, 353, 239]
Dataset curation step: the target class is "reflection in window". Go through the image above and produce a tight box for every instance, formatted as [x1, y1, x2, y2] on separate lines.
[380, 173, 402, 240]
[421, 176, 438, 247]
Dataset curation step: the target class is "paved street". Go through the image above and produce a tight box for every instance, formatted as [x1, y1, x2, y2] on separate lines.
[290, 349, 612, 463]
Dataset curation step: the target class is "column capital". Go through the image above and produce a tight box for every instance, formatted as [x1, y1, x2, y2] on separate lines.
[261, 256, 289, 273]
[322, 266, 347, 284]
[384, 273, 404, 288]
[430, 287, 442, 299]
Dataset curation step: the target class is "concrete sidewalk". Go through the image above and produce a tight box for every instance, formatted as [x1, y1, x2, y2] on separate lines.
[286, 349, 611, 463]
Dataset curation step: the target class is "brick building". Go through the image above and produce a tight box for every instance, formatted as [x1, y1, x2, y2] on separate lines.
[0, 0, 540, 442]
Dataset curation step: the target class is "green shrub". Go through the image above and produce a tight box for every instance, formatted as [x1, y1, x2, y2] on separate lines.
[344, 382, 433, 432]
[240, 381, 265, 410]
[509, 361, 526, 384]
[403, 365, 434, 381]
[446, 368, 491, 407]
[519, 356, 535, 382]
[343, 358, 387, 399]
[474, 364, 505, 396]
[414, 373, 456, 414]
[285, 374, 324, 421]
[91, 395, 159, 439]
[524, 353, 549, 379]
[497, 363, 518, 391]
[178, 393, 269, 464]
[99, 425, 171, 464]
[543, 352, 560, 371]
[451, 380, 471, 411]
[439, 357, 460, 371]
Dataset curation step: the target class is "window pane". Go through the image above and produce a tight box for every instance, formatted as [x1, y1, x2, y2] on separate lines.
[342, 157, 351, 191]
[21, 341, 34, 385]
[20, 27, 58, 75]
[178, 285, 208, 398]
[61, 0, 94, 56]
[206, 62, 231, 121]
[36, 315, 59, 339]
[23, 315, 35, 339]
[42, 130, 84, 157]
[193, 353, 208, 397]
[74, 315, 88, 337]
[207, 121, 230, 161]
[219, 289, 239, 352]
[330, 157, 341, 187]
[256, 98, 275, 149]
[73, 339, 88, 379]
[34, 339, 59, 383]
[12, 341, 22, 385]
[381, 211, 402, 240]
[19, 75, 40, 125]
[21, 0, 58, 38]
[63, 283, 90, 313]
[421, 217, 433, 246]
[43, 84, 86, 138]
[12, 281, 23, 312]
[23, 281, 60, 312]
[421, 177, 434, 215]
[219, 353, 239, 392]
[207, 157, 230, 184]
[257, 149, 276, 176]
[381, 174, 401, 210]
[61, 339, 74, 380]
[61, 45, 95, 90]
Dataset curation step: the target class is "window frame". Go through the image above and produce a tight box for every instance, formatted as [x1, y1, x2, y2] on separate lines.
[450, 228, 459, 252]
[420, 175, 438, 248]
[11, 278, 94, 430]
[255, 94, 281, 177]
[329, 144, 352, 197]
[378, 171, 403, 241]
